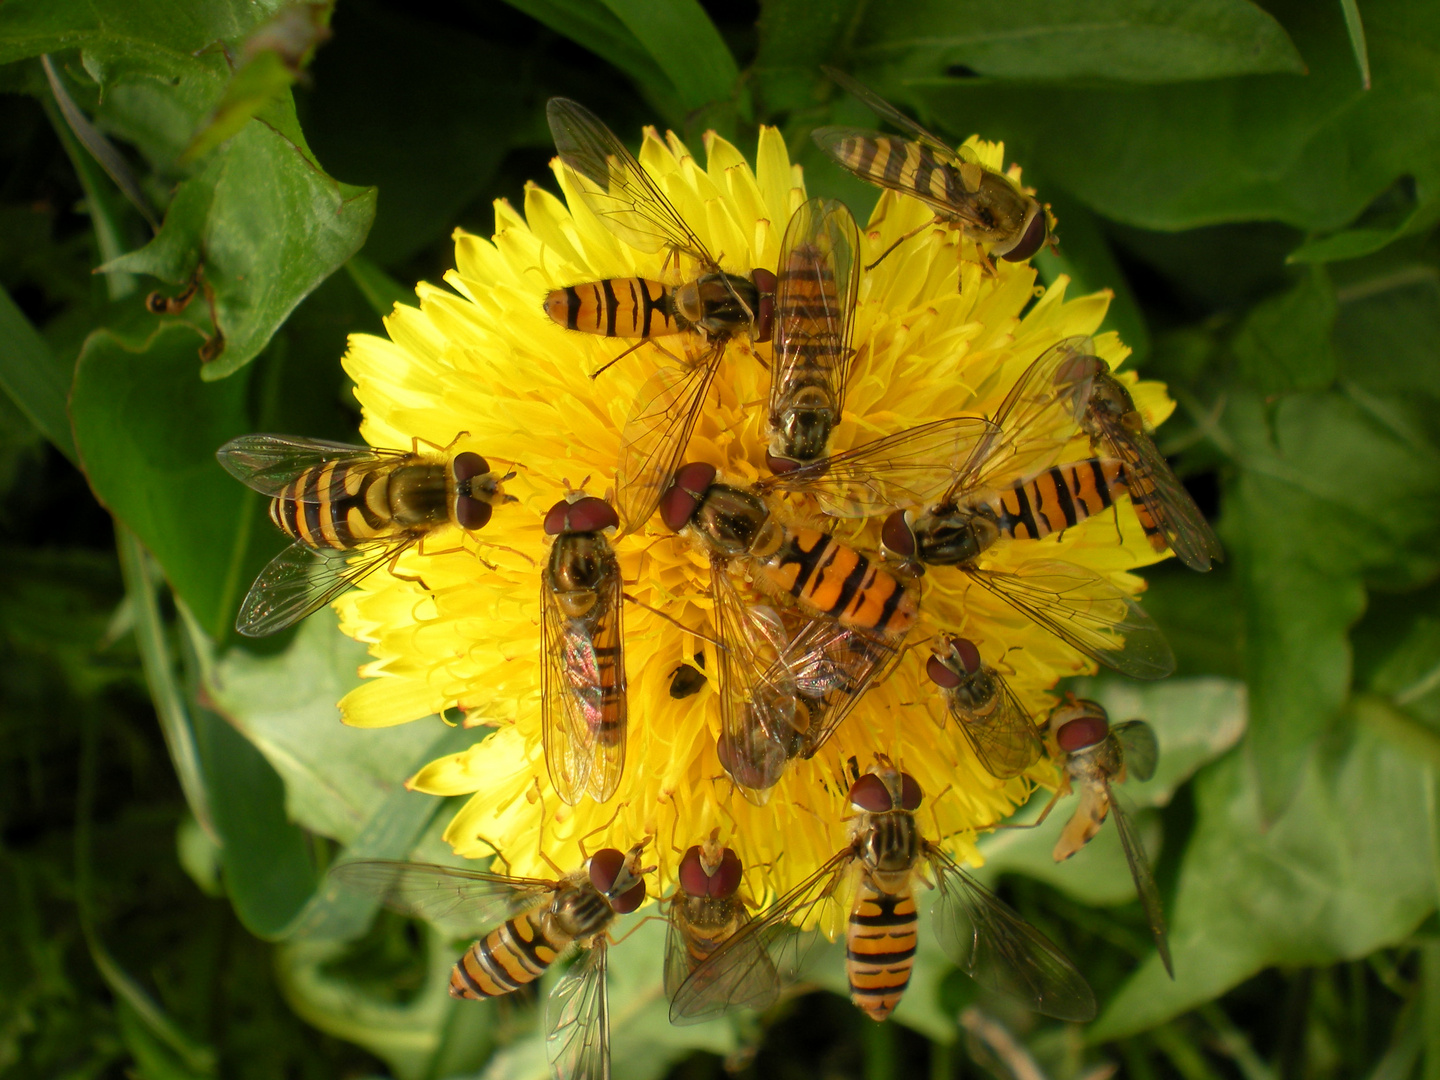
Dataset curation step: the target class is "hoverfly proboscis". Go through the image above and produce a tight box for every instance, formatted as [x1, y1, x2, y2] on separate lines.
[926, 636, 1044, 780]
[668, 761, 1096, 1024]
[544, 97, 777, 534]
[813, 68, 1051, 270]
[217, 433, 514, 637]
[331, 842, 652, 1080]
[880, 339, 1176, 680]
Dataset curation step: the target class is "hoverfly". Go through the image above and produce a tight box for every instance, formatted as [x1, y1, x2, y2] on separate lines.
[331, 843, 652, 1080]
[766, 197, 862, 474]
[879, 339, 1176, 680]
[542, 495, 627, 805]
[1029, 697, 1171, 977]
[1050, 340, 1223, 572]
[217, 434, 513, 637]
[664, 833, 771, 1019]
[926, 636, 1044, 779]
[813, 67, 1051, 269]
[668, 761, 1096, 1024]
[544, 97, 777, 533]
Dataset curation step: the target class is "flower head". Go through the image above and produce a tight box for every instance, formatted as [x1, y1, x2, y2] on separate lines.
[333, 124, 1173, 915]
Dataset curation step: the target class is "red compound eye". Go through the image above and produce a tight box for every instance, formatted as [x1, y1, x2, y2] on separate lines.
[926, 653, 963, 689]
[455, 496, 492, 530]
[709, 848, 742, 898]
[542, 499, 571, 536]
[659, 462, 716, 531]
[588, 848, 625, 893]
[610, 879, 647, 914]
[881, 510, 916, 559]
[546, 496, 618, 536]
[849, 773, 893, 813]
[451, 452, 490, 482]
[1056, 713, 1109, 754]
[765, 452, 801, 475]
[1002, 209, 1047, 262]
[898, 772, 923, 811]
[678, 846, 709, 897]
[951, 638, 983, 675]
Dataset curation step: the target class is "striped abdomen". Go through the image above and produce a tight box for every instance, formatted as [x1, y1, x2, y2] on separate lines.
[269, 461, 395, 551]
[1104, 438, 1170, 554]
[561, 625, 626, 747]
[1053, 783, 1111, 863]
[761, 528, 917, 638]
[774, 242, 846, 389]
[450, 911, 560, 999]
[828, 135, 980, 211]
[846, 878, 918, 1021]
[544, 278, 680, 338]
[977, 458, 1138, 543]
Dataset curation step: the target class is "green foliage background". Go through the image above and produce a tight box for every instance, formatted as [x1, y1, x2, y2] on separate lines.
[1, 0, 1438, 1077]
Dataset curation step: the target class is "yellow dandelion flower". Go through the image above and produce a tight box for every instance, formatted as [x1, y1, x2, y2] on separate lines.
[331, 123, 1174, 918]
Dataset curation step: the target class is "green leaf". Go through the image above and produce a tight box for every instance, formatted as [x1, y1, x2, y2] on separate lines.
[1339, 0, 1372, 89]
[0, 0, 284, 66]
[100, 94, 375, 378]
[0, 283, 77, 464]
[1231, 268, 1338, 394]
[753, 0, 867, 115]
[846, 0, 1304, 83]
[594, 0, 739, 112]
[499, 0, 672, 105]
[1090, 722, 1438, 1040]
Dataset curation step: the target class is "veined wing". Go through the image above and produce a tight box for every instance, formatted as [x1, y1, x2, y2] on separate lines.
[1113, 720, 1159, 783]
[236, 536, 413, 638]
[951, 669, 1044, 780]
[546, 943, 610, 1080]
[329, 859, 557, 931]
[217, 434, 405, 497]
[547, 97, 713, 267]
[540, 562, 628, 805]
[663, 898, 754, 1005]
[927, 847, 1097, 1022]
[772, 615, 900, 758]
[965, 559, 1175, 680]
[615, 341, 723, 534]
[1105, 782, 1173, 978]
[669, 847, 852, 1025]
[820, 67, 978, 168]
[759, 417, 998, 518]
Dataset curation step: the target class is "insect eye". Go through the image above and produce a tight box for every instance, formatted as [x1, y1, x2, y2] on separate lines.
[451, 452, 490, 482]
[455, 495, 492, 530]
[542, 499, 571, 536]
[1056, 713, 1110, 754]
[659, 462, 716, 531]
[610, 880, 647, 914]
[898, 772, 923, 811]
[710, 848, 743, 898]
[765, 452, 802, 475]
[588, 848, 625, 893]
[849, 773, 893, 812]
[880, 510, 916, 559]
[750, 268, 777, 296]
[677, 846, 710, 897]
[1002, 208, 1047, 262]
[545, 496, 619, 536]
[925, 653, 963, 689]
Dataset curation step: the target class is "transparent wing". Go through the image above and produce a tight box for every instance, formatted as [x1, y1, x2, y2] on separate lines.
[1093, 405, 1223, 572]
[663, 899, 754, 1005]
[546, 943, 610, 1080]
[236, 536, 412, 638]
[758, 417, 999, 518]
[950, 669, 1045, 780]
[669, 848, 852, 1025]
[329, 860, 556, 930]
[767, 197, 861, 437]
[927, 847, 1097, 1022]
[820, 67, 975, 167]
[1106, 783, 1173, 978]
[712, 562, 795, 801]
[615, 342, 723, 534]
[773, 615, 901, 758]
[1113, 720, 1159, 782]
[944, 337, 1095, 504]
[547, 97, 713, 266]
[217, 434, 403, 497]
[965, 560, 1175, 680]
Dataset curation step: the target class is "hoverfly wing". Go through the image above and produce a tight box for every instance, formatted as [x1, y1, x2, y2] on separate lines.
[663, 900, 756, 1005]
[236, 536, 412, 638]
[1113, 720, 1159, 783]
[547, 97, 713, 266]
[967, 559, 1175, 680]
[762, 417, 998, 518]
[546, 942, 610, 1080]
[669, 848, 851, 1025]
[1105, 781, 1173, 978]
[329, 859, 556, 932]
[927, 849, 1097, 1022]
[819, 67, 977, 168]
[954, 672, 1045, 780]
[615, 341, 723, 534]
[217, 434, 400, 498]
[775, 616, 900, 757]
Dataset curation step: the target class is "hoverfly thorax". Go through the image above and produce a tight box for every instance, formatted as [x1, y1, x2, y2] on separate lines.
[544, 495, 620, 620]
[676, 271, 777, 342]
[883, 506, 997, 568]
[662, 463, 779, 557]
[767, 387, 837, 473]
[849, 767, 923, 884]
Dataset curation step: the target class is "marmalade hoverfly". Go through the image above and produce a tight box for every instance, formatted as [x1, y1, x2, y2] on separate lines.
[926, 636, 1044, 780]
[542, 495, 627, 805]
[813, 68, 1051, 269]
[217, 434, 513, 637]
[332, 843, 652, 1080]
[668, 761, 1096, 1024]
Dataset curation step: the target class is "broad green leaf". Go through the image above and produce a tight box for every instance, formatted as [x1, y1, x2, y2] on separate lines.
[345, 256, 411, 319]
[1090, 722, 1438, 1040]
[0, 283, 77, 464]
[847, 0, 1303, 83]
[0, 0, 283, 66]
[753, 0, 866, 115]
[1332, 270, 1440, 413]
[100, 95, 376, 378]
[1231, 268, 1338, 394]
[1139, 565, 1245, 680]
[911, 0, 1439, 237]
[499, 0, 672, 108]
[596, 0, 739, 112]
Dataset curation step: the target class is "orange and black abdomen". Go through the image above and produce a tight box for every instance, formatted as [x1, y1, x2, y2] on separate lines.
[1106, 440, 1170, 553]
[269, 462, 392, 551]
[544, 278, 680, 338]
[563, 624, 627, 747]
[450, 912, 559, 999]
[846, 879, 918, 1021]
[985, 458, 1138, 543]
[829, 135, 973, 210]
[762, 528, 917, 637]
[775, 242, 845, 379]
